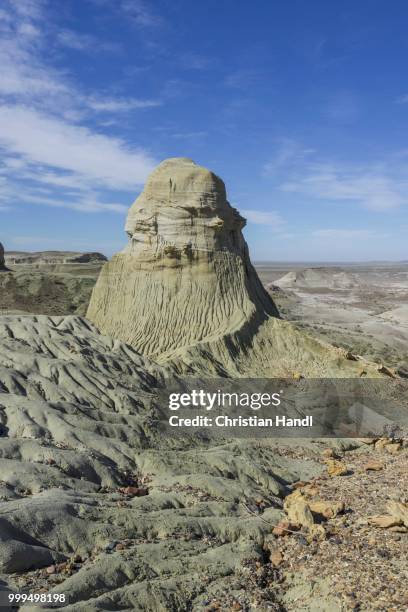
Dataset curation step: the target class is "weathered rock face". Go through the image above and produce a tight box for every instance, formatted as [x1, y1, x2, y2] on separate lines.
[87, 158, 278, 368]
[87, 158, 382, 377]
[0, 242, 8, 271]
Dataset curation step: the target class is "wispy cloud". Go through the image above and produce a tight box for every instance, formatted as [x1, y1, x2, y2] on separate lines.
[281, 162, 407, 211]
[324, 91, 360, 124]
[120, 0, 163, 27]
[241, 209, 285, 229]
[263, 138, 315, 177]
[0, 105, 155, 190]
[264, 139, 408, 212]
[85, 96, 161, 112]
[224, 69, 261, 89]
[0, 0, 158, 214]
[170, 131, 207, 140]
[9, 235, 123, 254]
[312, 229, 378, 240]
[57, 28, 120, 53]
[396, 94, 408, 104]
[179, 53, 211, 71]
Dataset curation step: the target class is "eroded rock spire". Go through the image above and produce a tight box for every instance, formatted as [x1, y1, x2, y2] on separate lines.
[87, 158, 278, 368]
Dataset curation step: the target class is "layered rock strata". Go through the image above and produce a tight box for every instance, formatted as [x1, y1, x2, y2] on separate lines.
[87, 158, 380, 377]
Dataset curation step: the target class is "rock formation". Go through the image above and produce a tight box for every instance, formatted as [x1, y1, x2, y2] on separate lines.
[87, 158, 276, 370]
[275, 267, 359, 290]
[0, 242, 9, 271]
[87, 158, 381, 377]
[4, 250, 107, 266]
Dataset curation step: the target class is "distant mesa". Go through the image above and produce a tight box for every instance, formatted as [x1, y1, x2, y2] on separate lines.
[274, 267, 359, 290]
[4, 250, 107, 266]
[87, 157, 381, 378]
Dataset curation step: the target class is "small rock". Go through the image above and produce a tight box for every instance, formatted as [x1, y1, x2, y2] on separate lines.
[389, 525, 408, 533]
[292, 480, 309, 489]
[46, 565, 56, 575]
[284, 490, 314, 527]
[272, 520, 299, 537]
[322, 448, 339, 459]
[386, 500, 408, 527]
[385, 443, 401, 455]
[325, 459, 348, 477]
[309, 499, 345, 519]
[374, 438, 393, 451]
[119, 486, 148, 497]
[363, 460, 384, 472]
[270, 550, 284, 566]
[368, 515, 402, 529]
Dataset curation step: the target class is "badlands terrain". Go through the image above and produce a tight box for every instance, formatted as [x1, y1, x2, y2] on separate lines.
[258, 263, 408, 372]
[0, 159, 407, 611]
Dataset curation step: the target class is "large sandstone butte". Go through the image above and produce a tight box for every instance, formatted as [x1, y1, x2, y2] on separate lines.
[87, 158, 379, 377]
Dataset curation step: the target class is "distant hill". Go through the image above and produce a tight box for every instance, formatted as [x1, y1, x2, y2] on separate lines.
[274, 267, 360, 290]
[4, 250, 107, 266]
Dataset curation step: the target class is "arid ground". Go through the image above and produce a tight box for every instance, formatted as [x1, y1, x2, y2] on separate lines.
[0, 252, 406, 610]
[258, 262, 408, 373]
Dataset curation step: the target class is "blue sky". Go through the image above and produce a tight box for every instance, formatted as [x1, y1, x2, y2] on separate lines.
[0, 0, 407, 261]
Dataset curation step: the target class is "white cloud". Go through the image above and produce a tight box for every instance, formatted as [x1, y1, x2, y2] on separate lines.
[0, 106, 155, 190]
[241, 209, 285, 229]
[265, 140, 408, 212]
[0, 1, 161, 214]
[86, 97, 161, 112]
[9, 235, 122, 254]
[281, 162, 407, 211]
[120, 0, 162, 27]
[57, 29, 121, 53]
[312, 229, 376, 240]
[224, 69, 260, 89]
[263, 139, 315, 177]
[16, 192, 128, 214]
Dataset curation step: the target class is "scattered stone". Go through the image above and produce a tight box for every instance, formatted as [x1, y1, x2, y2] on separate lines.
[292, 480, 309, 489]
[389, 525, 408, 533]
[284, 491, 314, 528]
[363, 460, 384, 472]
[308, 524, 326, 542]
[387, 500, 408, 527]
[301, 484, 319, 497]
[309, 500, 345, 519]
[385, 443, 402, 455]
[45, 565, 56, 575]
[272, 520, 299, 537]
[368, 515, 402, 529]
[118, 486, 148, 497]
[270, 550, 284, 567]
[374, 438, 392, 451]
[325, 459, 349, 477]
[322, 448, 339, 459]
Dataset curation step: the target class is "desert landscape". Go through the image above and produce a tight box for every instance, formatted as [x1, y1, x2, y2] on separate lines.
[0, 159, 406, 611]
[259, 262, 408, 373]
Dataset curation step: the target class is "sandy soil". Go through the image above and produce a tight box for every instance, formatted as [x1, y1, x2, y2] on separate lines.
[257, 263, 408, 370]
[0, 257, 406, 610]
